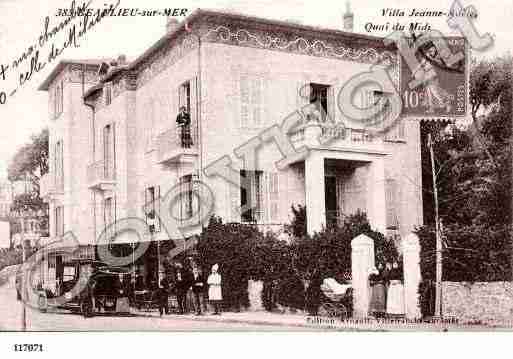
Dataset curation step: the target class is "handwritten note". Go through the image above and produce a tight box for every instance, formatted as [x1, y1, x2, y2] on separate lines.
[0, 0, 120, 104]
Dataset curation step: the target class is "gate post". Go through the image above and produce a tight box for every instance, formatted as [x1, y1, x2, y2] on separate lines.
[351, 234, 375, 318]
[402, 232, 422, 320]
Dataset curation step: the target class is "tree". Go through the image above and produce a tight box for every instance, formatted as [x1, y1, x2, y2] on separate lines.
[8, 128, 49, 189]
[7, 128, 49, 235]
[418, 55, 512, 286]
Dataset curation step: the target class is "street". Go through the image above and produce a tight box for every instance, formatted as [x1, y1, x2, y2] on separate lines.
[0, 275, 314, 331]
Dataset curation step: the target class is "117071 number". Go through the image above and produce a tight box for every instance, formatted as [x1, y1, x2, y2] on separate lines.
[13, 344, 43, 352]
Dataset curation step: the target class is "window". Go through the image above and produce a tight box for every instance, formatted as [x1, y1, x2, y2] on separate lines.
[104, 197, 113, 226]
[103, 197, 115, 238]
[145, 186, 161, 232]
[179, 81, 191, 114]
[240, 74, 265, 128]
[179, 176, 193, 221]
[309, 83, 329, 121]
[365, 90, 406, 142]
[104, 83, 112, 106]
[240, 170, 263, 223]
[54, 141, 64, 189]
[54, 81, 63, 118]
[268, 172, 279, 222]
[55, 206, 64, 237]
[103, 124, 115, 180]
[385, 178, 399, 230]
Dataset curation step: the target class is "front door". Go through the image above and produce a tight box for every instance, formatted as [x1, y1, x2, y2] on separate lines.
[325, 176, 338, 228]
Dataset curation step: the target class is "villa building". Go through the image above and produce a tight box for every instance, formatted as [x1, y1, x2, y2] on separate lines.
[38, 9, 424, 288]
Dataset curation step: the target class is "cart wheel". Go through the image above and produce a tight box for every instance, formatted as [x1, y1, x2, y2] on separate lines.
[338, 304, 348, 321]
[320, 303, 339, 318]
[38, 295, 47, 313]
[81, 300, 93, 318]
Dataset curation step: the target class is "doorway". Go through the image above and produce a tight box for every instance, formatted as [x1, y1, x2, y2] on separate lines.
[325, 176, 338, 228]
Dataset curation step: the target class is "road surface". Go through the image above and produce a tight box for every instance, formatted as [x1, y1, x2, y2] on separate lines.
[0, 275, 313, 331]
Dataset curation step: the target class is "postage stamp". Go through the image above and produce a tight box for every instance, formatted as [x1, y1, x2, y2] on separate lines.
[400, 36, 467, 117]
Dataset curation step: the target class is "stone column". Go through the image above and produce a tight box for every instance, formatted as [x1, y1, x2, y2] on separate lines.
[305, 151, 325, 234]
[402, 232, 422, 320]
[366, 158, 386, 234]
[351, 234, 375, 318]
[248, 280, 264, 311]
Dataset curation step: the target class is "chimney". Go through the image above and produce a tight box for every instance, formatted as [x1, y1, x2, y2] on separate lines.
[343, 1, 354, 32]
[117, 54, 127, 65]
[166, 17, 180, 33]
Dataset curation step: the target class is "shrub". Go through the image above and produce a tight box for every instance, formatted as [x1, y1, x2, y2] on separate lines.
[276, 269, 305, 311]
[291, 210, 397, 314]
[286, 204, 307, 238]
[416, 224, 511, 282]
[196, 216, 257, 310]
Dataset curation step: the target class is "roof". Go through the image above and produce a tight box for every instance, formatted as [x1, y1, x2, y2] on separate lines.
[41, 9, 393, 93]
[127, 8, 392, 72]
[38, 58, 112, 91]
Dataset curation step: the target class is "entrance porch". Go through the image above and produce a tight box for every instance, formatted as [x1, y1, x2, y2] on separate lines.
[303, 149, 387, 234]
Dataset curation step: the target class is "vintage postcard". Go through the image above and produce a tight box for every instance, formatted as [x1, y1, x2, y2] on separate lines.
[0, 0, 511, 351]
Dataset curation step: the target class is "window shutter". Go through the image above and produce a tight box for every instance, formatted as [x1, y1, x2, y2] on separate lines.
[269, 172, 279, 222]
[155, 185, 161, 232]
[240, 74, 250, 128]
[327, 86, 335, 123]
[60, 81, 63, 113]
[297, 82, 311, 109]
[114, 195, 117, 236]
[384, 113, 406, 142]
[144, 188, 149, 228]
[385, 178, 399, 229]
[112, 122, 116, 179]
[59, 142, 64, 186]
[398, 120, 405, 139]
[103, 126, 109, 178]
[230, 175, 240, 222]
[178, 84, 184, 109]
[145, 100, 155, 152]
[190, 77, 198, 144]
[251, 77, 262, 128]
[255, 171, 263, 222]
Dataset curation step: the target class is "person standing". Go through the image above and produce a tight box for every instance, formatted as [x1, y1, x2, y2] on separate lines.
[386, 261, 405, 318]
[207, 264, 222, 315]
[176, 106, 192, 148]
[191, 267, 205, 315]
[157, 279, 169, 317]
[175, 262, 192, 314]
[369, 264, 387, 318]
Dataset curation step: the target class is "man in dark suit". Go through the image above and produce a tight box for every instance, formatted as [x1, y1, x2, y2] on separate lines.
[191, 267, 205, 315]
[157, 279, 169, 317]
[174, 262, 192, 314]
[176, 106, 192, 148]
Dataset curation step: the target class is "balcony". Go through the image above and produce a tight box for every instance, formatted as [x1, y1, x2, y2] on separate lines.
[87, 160, 116, 191]
[290, 121, 385, 154]
[40, 173, 64, 202]
[156, 124, 198, 165]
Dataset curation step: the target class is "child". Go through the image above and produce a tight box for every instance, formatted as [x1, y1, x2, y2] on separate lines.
[207, 264, 222, 315]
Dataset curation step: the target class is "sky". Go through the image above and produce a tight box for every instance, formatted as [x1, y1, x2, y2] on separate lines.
[0, 0, 511, 180]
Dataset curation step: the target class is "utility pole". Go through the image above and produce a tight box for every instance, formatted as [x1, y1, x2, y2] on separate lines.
[428, 133, 443, 318]
[21, 236, 27, 331]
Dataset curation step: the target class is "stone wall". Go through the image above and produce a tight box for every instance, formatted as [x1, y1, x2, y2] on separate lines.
[443, 281, 513, 323]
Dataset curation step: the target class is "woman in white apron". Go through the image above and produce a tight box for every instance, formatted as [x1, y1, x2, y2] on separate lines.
[386, 261, 405, 317]
[207, 264, 222, 315]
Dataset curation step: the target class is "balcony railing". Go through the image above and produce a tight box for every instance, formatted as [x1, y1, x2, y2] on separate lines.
[40, 173, 64, 201]
[87, 160, 116, 190]
[157, 124, 198, 164]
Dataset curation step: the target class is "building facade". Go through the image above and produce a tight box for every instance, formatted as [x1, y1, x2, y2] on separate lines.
[39, 10, 423, 265]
